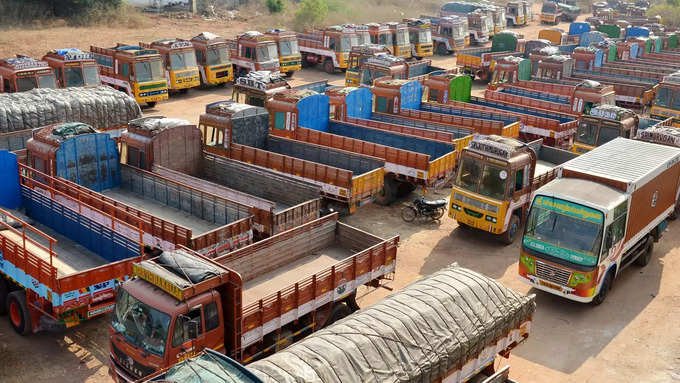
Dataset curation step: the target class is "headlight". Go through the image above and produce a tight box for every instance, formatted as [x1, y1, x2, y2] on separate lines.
[485, 215, 497, 223]
[451, 203, 461, 211]
[568, 272, 592, 287]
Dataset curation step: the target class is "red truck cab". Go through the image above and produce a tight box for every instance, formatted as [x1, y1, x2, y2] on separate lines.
[0, 56, 57, 93]
[42, 48, 101, 88]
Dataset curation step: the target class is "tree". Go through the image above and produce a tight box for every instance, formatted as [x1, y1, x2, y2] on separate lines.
[266, 0, 285, 13]
[294, 0, 328, 30]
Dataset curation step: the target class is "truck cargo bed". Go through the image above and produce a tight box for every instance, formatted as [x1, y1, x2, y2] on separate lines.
[535, 160, 555, 177]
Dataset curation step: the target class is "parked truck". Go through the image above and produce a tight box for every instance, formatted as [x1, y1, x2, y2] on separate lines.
[264, 29, 301, 77]
[344, 44, 392, 87]
[439, 2, 493, 44]
[231, 70, 330, 107]
[651, 71, 680, 119]
[403, 18, 434, 59]
[267, 87, 457, 204]
[298, 26, 359, 74]
[506, 1, 528, 26]
[346, 52, 445, 87]
[519, 137, 680, 304]
[425, 15, 470, 55]
[190, 32, 234, 87]
[227, 32, 281, 77]
[385, 22, 412, 59]
[0, 152, 143, 334]
[108, 213, 399, 381]
[0, 56, 57, 93]
[366, 23, 394, 54]
[249, 264, 534, 383]
[139, 39, 201, 92]
[451, 135, 577, 244]
[197, 101, 385, 214]
[41, 48, 101, 88]
[90, 44, 169, 107]
[456, 31, 523, 81]
[119, 114, 321, 239]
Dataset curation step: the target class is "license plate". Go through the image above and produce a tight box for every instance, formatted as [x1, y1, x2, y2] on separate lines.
[539, 279, 562, 291]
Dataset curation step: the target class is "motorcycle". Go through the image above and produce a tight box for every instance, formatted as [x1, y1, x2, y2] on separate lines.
[401, 196, 447, 222]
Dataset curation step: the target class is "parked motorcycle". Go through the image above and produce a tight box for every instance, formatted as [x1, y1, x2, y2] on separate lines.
[401, 196, 447, 222]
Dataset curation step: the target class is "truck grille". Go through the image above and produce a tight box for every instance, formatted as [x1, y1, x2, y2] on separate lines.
[535, 261, 571, 286]
[111, 343, 156, 380]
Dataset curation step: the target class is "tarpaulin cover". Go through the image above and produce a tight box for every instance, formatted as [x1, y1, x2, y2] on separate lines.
[248, 264, 536, 383]
[0, 86, 141, 133]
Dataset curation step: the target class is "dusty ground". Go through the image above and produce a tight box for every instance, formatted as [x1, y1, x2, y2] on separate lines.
[3, 7, 678, 383]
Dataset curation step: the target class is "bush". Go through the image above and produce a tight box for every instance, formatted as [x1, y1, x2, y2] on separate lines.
[294, 0, 328, 30]
[648, 4, 680, 28]
[266, 0, 285, 13]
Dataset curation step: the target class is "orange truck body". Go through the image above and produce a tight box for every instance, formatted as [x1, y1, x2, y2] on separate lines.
[227, 31, 281, 76]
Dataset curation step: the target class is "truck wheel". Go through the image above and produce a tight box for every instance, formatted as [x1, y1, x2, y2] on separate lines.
[0, 279, 8, 315]
[301, 55, 311, 68]
[145, 101, 157, 108]
[592, 271, 613, 305]
[285, 71, 295, 78]
[634, 237, 654, 267]
[375, 176, 397, 205]
[326, 303, 351, 327]
[323, 59, 335, 74]
[500, 215, 520, 245]
[457, 221, 472, 231]
[7, 290, 31, 335]
[669, 201, 680, 220]
[436, 43, 449, 56]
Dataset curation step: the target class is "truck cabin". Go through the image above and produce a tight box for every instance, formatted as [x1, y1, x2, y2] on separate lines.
[538, 28, 567, 45]
[231, 31, 280, 73]
[342, 24, 371, 46]
[574, 105, 639, 153]
[42, 48, 101, 88]
[541, 1, 560, 21]
[232, 70, 290, 107]
[534, 54, 575, 81]
[345, 44, 392, 87]
[506, 1, 526, 26]
[141, 39, 200, 90]
[652, 72, 680, 119]
[264, 29, 301, 77]
[483, 4, 507, 33]
[403, 18, 433, 58]
[298, 27, 359, 69]
[190, 32, 234, 86]
[427, 15, 470, 52]
[385, 22, 412, 59]
[0, 56, 57, 93]
[366, 23, 394, 54]
[25, 122, 99, 176]
[356, 54, 408, 87]
[469, 11, 493, 42]
[491, 56, 528, 85]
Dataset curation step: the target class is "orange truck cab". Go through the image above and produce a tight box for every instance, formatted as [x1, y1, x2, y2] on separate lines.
[42, 48, 101, 88]
[264, 29, 302, 77]
[190, 32, 234, 87]
[140, 38, 201, 92]
[227, 31, 281, 77]
[366, 23, 394, 54]
[298, 26, 359, 74]
[425, 15, 470, 55]
[0, 56, 57, 93]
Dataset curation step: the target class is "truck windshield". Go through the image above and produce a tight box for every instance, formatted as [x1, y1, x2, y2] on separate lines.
[542, 3, 557, 13]
[279, 40, 299, 56]
[65, 67, 85, 87]
[340, 35, 360, 52]
[170, 51, 198, 71]
[256, 44, 279, 62]
[83, 65, 101, 85]
[38, 74, 57, 89]
[357, 32, 371, 45]
[454, 23, 467, 38]
[206, 46, 230, 66]
[524, 195, 603, 267]
[653, 86, 671, 108]
[112, 288, 171, 357]
[16, 76, 38, 92]
[396, 30, 410, 45]
[455, 156, 508, 200]
[418, 30, 432, 42]
[378, 33, 393, 46]
[135, 59, 164, 82]
[484, 18, 493, 32]
[576, 121, 598, 146]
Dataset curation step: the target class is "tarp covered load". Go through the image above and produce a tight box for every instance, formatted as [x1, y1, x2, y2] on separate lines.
[0, 86, 141, 133]
[248, 264, 535, 383]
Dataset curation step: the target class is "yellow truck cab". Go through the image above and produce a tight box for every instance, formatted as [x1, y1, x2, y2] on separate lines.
[403, 18, 434, 59]
[140, 38, 200, 92]
[386, 22, 412, 59]
[450, 135, 577, 244]
[264, 29, 301, 77]
[651, 71, 680, 119]
[345, 44, 392, 87]
[506, 1, 527, 26]
[366, 23, 394, 54]
[190, 32, 234, 86]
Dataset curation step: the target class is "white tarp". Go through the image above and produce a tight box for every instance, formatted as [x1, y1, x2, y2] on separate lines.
[0, 86, 141, 133]
[248, 264, 535, 383]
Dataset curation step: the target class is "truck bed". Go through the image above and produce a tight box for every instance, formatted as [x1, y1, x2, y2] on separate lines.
[535, 160, 555, 177]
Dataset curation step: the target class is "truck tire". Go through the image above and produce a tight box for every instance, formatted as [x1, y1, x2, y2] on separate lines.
[500, 215, 520, 245]
[634, 237, 654, 267]
[375, 176, 397, 205]
[301, 54, 311, 68]
[7, 290, 31, 335]
[146, 101, 157, 108]
[285, 71, 295, 78]
[325, 302, 351, 327]
[592, 270, 613, 305]
[436, 43, 449, 56]
[0, 279, 8, 315]
[323, 59, 335, 74]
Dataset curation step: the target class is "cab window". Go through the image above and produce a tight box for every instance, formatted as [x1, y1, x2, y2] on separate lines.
[514, 168, 525, 191]
[274, 111, 286, 130]
[205, 302, 219, 331]
[601, 201, 628, 258]
[172, 307, 203, 347]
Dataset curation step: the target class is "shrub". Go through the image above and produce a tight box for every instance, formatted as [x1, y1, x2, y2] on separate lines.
[648, 4, 680, 28]
[266, 0, 285, 13]
[294, 0, 328, 30]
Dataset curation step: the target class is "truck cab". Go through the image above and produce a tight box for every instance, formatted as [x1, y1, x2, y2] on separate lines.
[232, 70, 291, 107]
[469, 11, 493, 44]
[366, 23, 394, 54]
[229, 31, 281, 76]
[425, 15, 469, 55]
[573, 105, 639, 153]
[298, 26, 359, 73]
[0, 56, 57, 93]
[506, 1, 527, 26]
[651, 71, 680, 119]
[450, 135, 577, 244]
[345, 44, 392, 87]
[403, 18, 433, 59]
[190, 32, 234, 86]
[264, 29, 301, 77]
[386, 22, 412, 59]
[140, 38, 201, 92]
[42, 48, 101, 88]
[540, 1, 562, 24]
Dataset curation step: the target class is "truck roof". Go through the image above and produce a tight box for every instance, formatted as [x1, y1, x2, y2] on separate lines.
[31, 122, 97, 145]
[44, 48, 94, 61]
[205, 100, 268, 117]
[0, 56, 49, 71]
[190, 32, 226, 45]
[234, 70, 289, 92]
[111, 45, 160, 56]
[148, 38, 193, 49]
[586, 105, 636, 121]
[537, 177, 626, 212]
[561, 137, 680, 193]
[467, 134, 528, 160]
[127, 116, 192, 137]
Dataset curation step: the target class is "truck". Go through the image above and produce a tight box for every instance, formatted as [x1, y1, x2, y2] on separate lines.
[424, 15, 470, 55]
[297, 26, 359, 74]
[90, 44, 169, 107]
[0, 56, 57, 93]
[439, 2, 494, 43]
[651, 71, 680, 119]
[450, 135, 577, 244]
[25, 121, 254, 258]
[108, 213, 399, 381]
[197, 101, 385, 214]
[519, 137, 680, 304]
[344, 44, 392, 87]
[139, 39, 201, 92]
[540, 1, 562, 24]
[403, 18, 434, 59]
[572, 104, 665, 153]
[249, 264, 534, 383]
[386, 22, 412, 59]
[264, 29, 301, 77]
[366, 23, 394, 54]
[267, 87, 457, 204]
[227, 32, 281, 77]
[0, 86, 141, 151]
[190, 32, 234, 87]
[41, 48, 101, 88]
[346, 53, 446, 87]
[120, 114, 321, 239]
[456, 31, 523, 81]
[231, 71, 331, 108]
[506, 1, 528, 27]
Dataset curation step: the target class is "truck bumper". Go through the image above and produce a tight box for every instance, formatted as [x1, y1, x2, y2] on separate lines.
[520, 274, 594, 303]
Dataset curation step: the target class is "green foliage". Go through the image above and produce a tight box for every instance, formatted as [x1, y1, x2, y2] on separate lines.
[667, 0, 680, 7]
[0, 0, 123, 26]
[649, 4, 680, 28]
[266, 0, 285, 13]
[295, 0, 328, 30]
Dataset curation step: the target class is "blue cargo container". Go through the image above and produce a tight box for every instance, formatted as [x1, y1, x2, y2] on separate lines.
[579, 31, 607, 47]
[626, 26, 650, 39]
[568, 22, 590, 37]
[297, 93, 330, 132]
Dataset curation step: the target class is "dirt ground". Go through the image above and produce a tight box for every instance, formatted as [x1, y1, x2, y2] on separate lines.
[2, 7, 680, 383]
